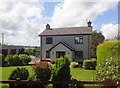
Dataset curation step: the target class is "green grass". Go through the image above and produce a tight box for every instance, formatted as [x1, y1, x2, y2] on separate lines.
[0, 66, 33, 81]
[0, 66, 96, 88]
[70, 67, 96, 81]
[0, 66, 96, 81]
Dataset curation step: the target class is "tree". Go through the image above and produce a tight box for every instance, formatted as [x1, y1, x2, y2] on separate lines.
[91, 31, 105, 58]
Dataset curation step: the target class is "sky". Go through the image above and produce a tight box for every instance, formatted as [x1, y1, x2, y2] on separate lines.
[0, 0, 119, 46]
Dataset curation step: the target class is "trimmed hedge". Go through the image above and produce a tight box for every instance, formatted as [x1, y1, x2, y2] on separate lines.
[83, 59, 96, 70]
[97, 40, 120, 69]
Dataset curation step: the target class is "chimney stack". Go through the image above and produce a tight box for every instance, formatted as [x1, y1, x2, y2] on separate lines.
[87, 21, 92, 28]
[46, 24, 51, 30]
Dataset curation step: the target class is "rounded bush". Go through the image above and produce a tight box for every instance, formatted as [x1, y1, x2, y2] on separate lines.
[70, 62, 79, 68]
[5, 54, 13, 65]
[9, 67, 29, 80]
[32, 62, 52, 81]
[19, 54, 31, 65]
[12, 54, 23, 66]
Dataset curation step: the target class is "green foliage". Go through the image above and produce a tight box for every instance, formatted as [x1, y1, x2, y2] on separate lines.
[70, 62, 79, 68]
[97, 40, 120, 69]
[19, 54, 31, 65]
[52, 56, 71, 81]
[8, 67, 29, 88]
[32, 62, 52, 81]
[83, 59, 96, 70]
[0, 53, 5, 66]
[52, 56, 71, 88]
[93, 57, 120, 82]
[5, 55, 13, 65]
[12, 54, 23, 66]
[91, 31, 105, 58]
[9, 67, 29, 80]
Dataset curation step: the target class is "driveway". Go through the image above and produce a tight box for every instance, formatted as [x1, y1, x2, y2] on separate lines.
[29, 56, 40, 64]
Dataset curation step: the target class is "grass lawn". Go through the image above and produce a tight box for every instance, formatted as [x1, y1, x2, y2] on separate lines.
[0, 66, 96, 81]
[0, 66, 96, 88]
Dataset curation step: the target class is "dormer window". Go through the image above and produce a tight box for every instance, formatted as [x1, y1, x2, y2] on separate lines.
[46, 37, 53, 44]
[75, 36, 83, 44]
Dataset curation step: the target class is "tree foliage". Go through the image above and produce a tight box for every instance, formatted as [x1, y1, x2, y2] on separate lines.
[91, 31, 105, 58]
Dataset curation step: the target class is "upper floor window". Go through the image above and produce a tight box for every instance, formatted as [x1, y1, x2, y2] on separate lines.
[75, 36, 83, 44]
[46, 37, 53, 44]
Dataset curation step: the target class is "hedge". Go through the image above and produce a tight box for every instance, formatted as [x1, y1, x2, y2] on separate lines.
[83, 59, 96, 70]
[97, 40, 120, 70]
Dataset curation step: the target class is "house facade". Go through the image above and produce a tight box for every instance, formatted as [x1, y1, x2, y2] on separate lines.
[39, 21, 92, 62]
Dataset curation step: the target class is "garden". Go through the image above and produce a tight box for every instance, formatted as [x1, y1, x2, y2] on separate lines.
[0, 40, 120, 88]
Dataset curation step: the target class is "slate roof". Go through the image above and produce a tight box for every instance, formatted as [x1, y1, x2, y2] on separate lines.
[49, 42, 75, 51]
[40, 26, 92, 36]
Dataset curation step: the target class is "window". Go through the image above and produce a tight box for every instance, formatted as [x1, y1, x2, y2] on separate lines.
[75, 51, 83, 59]
[75, 36, 83, 44]
[46, 51, 50, 58]
[46, 37, 53, 44]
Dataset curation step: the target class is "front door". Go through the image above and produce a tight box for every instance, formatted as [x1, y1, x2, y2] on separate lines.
[56, 51, 65, 58]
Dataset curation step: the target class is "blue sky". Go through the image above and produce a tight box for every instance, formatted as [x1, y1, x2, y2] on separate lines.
[0, 1, 119, 46]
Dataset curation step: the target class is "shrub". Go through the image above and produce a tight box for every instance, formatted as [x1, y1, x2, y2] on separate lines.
[70, 62, 79, 68]
[9, 67, 29, 88]
[97, 40, 120, 69]
[19, 54, 31, 65]
[52, 56, 71, 88]
[32, 62, 52, 81]
[9, 67, 29, 80]
[0, 53, 5, 66]
[5, 54, 13, 65]
[12, 54, 23, 66]
[93, 57, 120, 82]
[83, 59, 96, 70]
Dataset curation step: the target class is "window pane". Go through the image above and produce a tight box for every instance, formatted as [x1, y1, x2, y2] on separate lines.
[46, 37, 53, 44]
[75, 51, 83, 59]
[75, 36, 83, 44]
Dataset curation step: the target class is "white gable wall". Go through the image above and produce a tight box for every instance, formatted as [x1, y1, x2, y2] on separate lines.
[50, 43, 73, 61]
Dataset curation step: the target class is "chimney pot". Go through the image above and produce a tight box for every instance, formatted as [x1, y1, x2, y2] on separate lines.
[46, 24, 51, 30]
[87, 21, 92, 28]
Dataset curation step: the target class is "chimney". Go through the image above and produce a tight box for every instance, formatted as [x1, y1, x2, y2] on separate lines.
[87, 21, 92, 28]
[46, 24, 51, 30]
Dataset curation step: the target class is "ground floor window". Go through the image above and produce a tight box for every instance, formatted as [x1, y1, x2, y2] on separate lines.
[46, 51, 50, 58]
[75, 51, 83, 59]
[56, 51, 66, 58]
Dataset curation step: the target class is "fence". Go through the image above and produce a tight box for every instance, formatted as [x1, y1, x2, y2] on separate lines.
[0, 79, 120, 88]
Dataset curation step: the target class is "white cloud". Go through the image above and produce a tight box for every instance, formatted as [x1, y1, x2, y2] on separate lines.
[0, 1, 47, 46]
[50, 1, 117, 28]
[0, 0, 118, 46]
[101, 23, 118, 40]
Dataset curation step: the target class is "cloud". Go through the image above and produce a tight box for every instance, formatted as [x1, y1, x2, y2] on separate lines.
[0, 1, 48, 46]
[101, 23, 118, 40]
[0, 0, 118, 46]
[50, 1, 117, 28]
